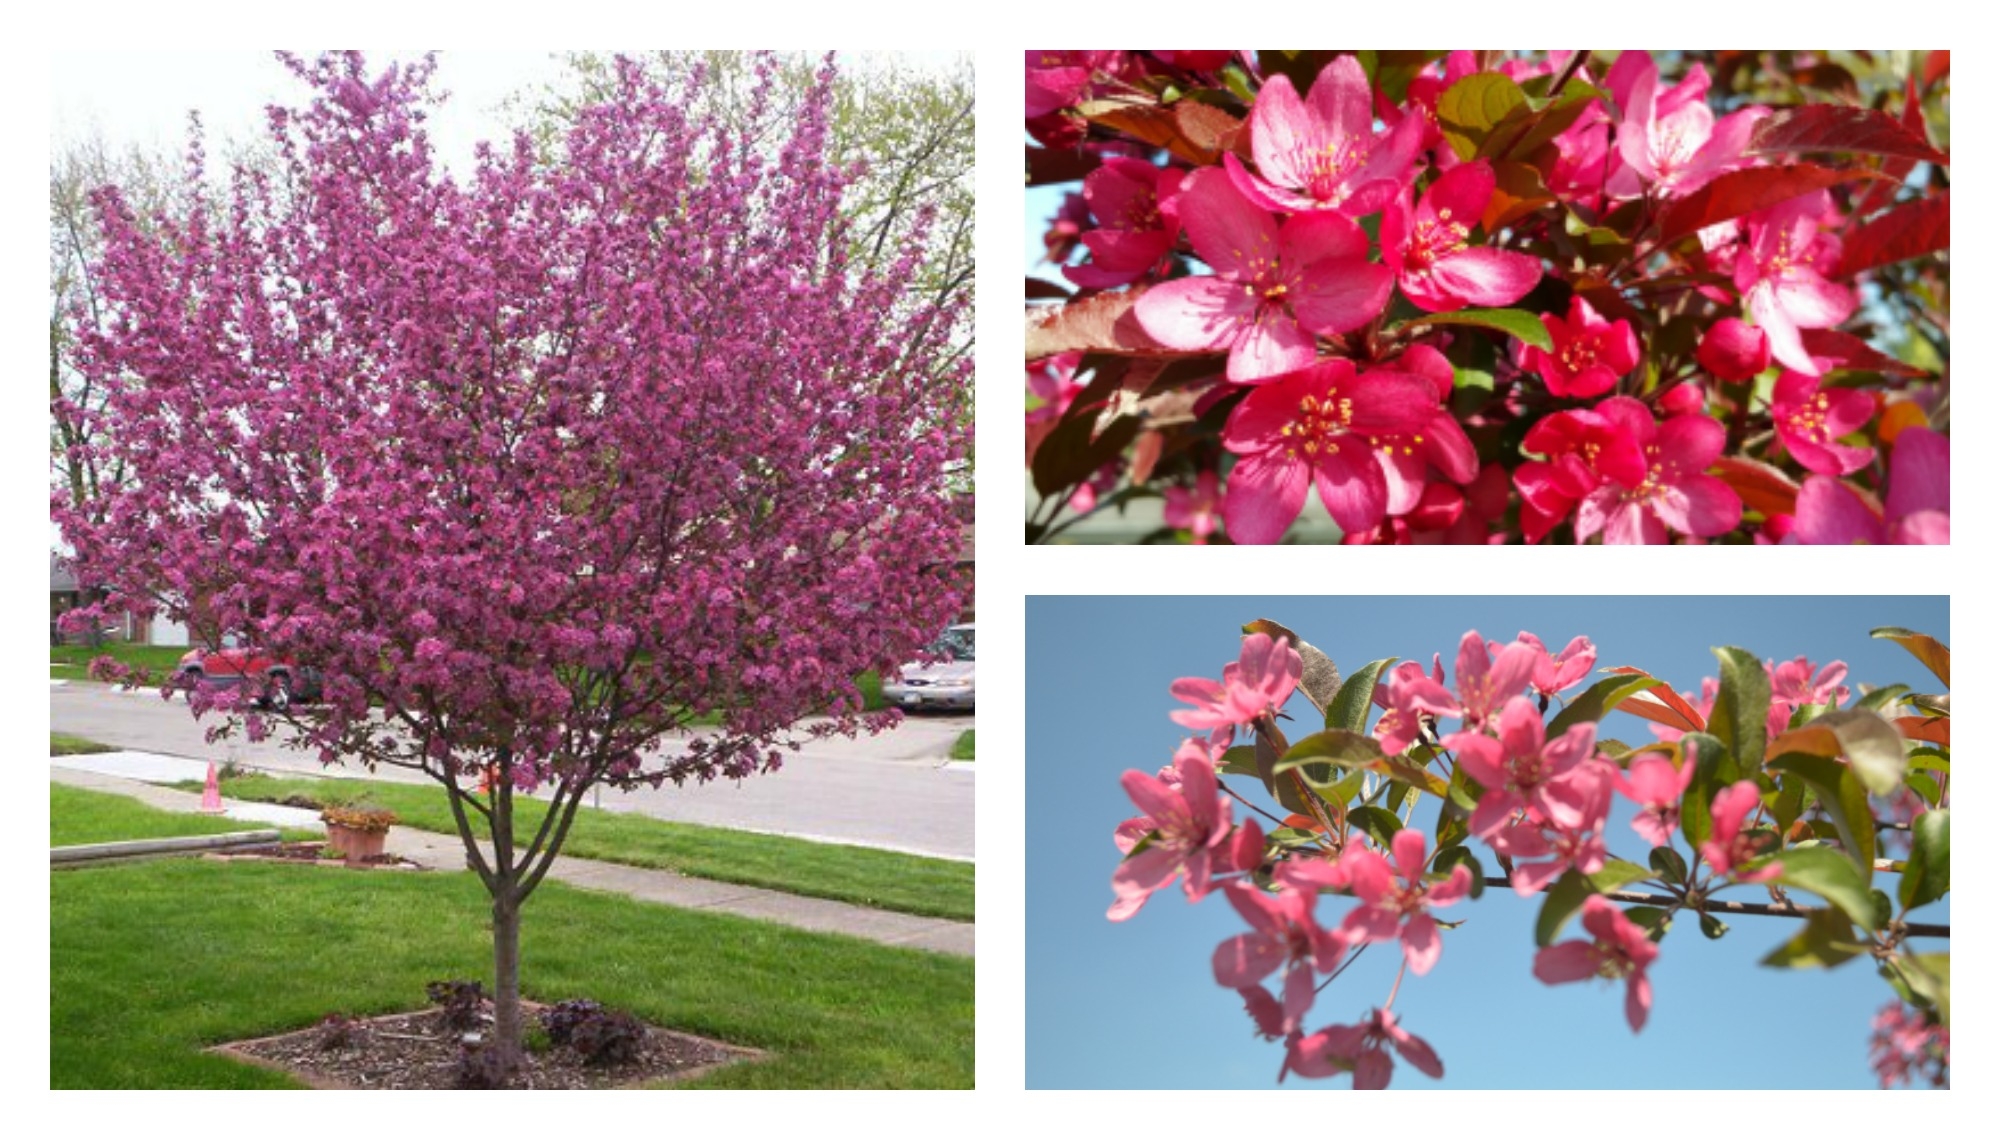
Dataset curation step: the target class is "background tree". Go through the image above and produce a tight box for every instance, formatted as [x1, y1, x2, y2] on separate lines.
[54, 51, 968, 1080]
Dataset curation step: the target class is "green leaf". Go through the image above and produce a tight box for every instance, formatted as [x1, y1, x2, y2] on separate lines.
[1275, 729, 1385, 777]
[1549, 674, 1663, 736]
[1648, 846, 1688, 884]
[1326, 657, 1396, 733]
[1771, 773, 1806, 837]
[1535, 859, 1652, 946]
[1217, 745, 1260, 779]
[1903, 954, 1949, 1027]
[1436, 72, 1527, 160]
[1699, 912, 1730, 940]
[1767, 708, 1908, 796]
[1625, 906, 1672, 940]
[1869, 626, 1950, 689]
[1759, 845, 1876, 928]
[1906, 772, 1941, 807]
[1347, 806, 1405, 850]
[1389, 307, 1553, 350]
[1314, 768, 1367, 812]
[1766, 752, 1875, 882]
[1761, 908, 1866, 968]
[1243, 618, 1343, 717]
[1678, 731, 1731, 849]
[1708, 646, 1771, 772]
[1900, 808, 1949, 910]
[1856, 683, 1911, 713]
[1432, 845, 1485, 900]
[1381, 753, 1449, 798]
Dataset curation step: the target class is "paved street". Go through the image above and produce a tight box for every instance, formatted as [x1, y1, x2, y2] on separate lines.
[50, 681, 974, 861]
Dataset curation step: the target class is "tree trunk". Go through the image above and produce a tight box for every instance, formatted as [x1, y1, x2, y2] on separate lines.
[492, 890, 523, 1072]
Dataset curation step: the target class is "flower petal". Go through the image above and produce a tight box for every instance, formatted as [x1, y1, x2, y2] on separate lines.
[1223, 449, 1311, 545]
[1430, 247, 1542, 308]
[1533, 940, 1601, 984]
[1135, 275, 1254, 352]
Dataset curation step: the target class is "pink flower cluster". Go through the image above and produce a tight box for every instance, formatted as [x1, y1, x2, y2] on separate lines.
[1868, 1001, 1950, 1089]
[1029, 50, 1949, 545]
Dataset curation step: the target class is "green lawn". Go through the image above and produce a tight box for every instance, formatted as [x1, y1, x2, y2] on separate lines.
[184, 772, 973, 922]
[51, 856, 972, 1087]
[51, 732, 115, 756]
[50, 642, 189, 682]
[52, 785, 318, 847]
[952, 730, 975, 762]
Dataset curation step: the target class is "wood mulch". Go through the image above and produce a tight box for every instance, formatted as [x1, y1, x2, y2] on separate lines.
[210, 1003, 761, 1089]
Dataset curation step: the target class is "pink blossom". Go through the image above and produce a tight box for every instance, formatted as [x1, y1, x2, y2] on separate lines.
[1769, 656, 1849, 709]
[1534, 894, 1661, 1032]
[1338, 830, 1472, 975]
[1448, 695, 1602, 837]
[1213, 882, 1347, 1032]
[1445, 631, 1541, 729]
[1062, 158, 1183, 290]
[1287, 1008, 1444, 1088]
[1868, 1001, 1951, 1089]
[1025, 50, 1120, 118]
[1382, 160, 1543, 313]
[1771, 371, 1874, 476]
[1041, 190, 1090, 264]
[1135, 169, 1394, 382]
[1733, 192, 1856, 376]
[1570, 398, 1743, 544]
[1518, 296, 1640, 398]
[1366, 345, 1479, 518]
[1162, 470, 1223, 544]
[1489, 795, 1612, 896]
[1224, 55, 1424, 216]
[1169, 632, 1303, 732]
[1697, 780, 1780, 883]
[1610, 753, 1696, 848]
[1608, 52, 1766, 198]
[1513, 632, 1597, 697]
[1108, 739, 1235, 920]
[1025, 353, 1084, 464]
[1791, 427, 1949, 545]
[1513, 405, 1649, 544]
[1217, 359, 1440, 542]
[1695, 317, 1770, 381]
[1372, 658, 1459, 754]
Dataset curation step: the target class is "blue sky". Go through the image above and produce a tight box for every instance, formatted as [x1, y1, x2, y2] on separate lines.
[1026, 595, 1949, 1089]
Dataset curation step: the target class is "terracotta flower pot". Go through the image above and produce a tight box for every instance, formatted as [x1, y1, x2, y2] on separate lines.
[326, 823, 388, 865]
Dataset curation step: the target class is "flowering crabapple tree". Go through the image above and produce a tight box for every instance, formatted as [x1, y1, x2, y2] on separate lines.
[53, 52, 968, 1076]
[1111, 620, 1949, 1087]
[1027, 51, 1949, 544]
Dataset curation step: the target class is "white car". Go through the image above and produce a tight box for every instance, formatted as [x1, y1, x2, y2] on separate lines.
[881, 624, 974, 711]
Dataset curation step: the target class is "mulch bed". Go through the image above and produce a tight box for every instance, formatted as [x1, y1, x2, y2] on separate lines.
[203, 841, 425, 871]
[211, 1003, 761, 1089]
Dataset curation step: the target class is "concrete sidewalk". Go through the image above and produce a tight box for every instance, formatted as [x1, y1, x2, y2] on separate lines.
[51, 762, 973, 958]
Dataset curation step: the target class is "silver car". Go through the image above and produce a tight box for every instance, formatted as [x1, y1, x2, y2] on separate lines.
[882, 623, 974, 711]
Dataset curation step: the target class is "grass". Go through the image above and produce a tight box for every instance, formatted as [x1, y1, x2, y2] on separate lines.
[51, 853, 972, 1087]
[51, 732, 115, 756]
[51, 784, 319, 847]
[178, 772, 973, 922]
[50, 642, 188, 682]
[952, 730, 975, 762]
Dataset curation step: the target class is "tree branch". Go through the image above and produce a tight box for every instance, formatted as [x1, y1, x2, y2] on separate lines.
[1480, 877, 1949, 938]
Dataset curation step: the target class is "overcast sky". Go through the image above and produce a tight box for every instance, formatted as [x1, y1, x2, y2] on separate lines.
[51, 50, 969, 174]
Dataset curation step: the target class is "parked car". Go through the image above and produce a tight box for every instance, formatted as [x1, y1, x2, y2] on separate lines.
[175, 647, 323, 710]
[881, 624, 974, 712]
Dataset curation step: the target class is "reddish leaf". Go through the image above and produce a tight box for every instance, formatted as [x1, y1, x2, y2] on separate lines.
[1128, 427, 1164, 486]
[1604, 666, 1706, 733]
[1025, 289, 1173, 359]
[1748, 105, 1948, 166]
[1924, 51, 1949, 88]
[1895, 716, 1950, 747]
[1797, 329, 1929, 378]
[1658, 165, 1886, 240]
[1081, 99, 1245, 165]
[1710, 456, 1801, 518]
[1837, 192, 1950, 279]
[1026, 145, 1098, 187]
[1483, 161, 1556, 230]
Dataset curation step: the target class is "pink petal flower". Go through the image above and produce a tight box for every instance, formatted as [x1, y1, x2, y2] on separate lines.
[1771, 371, 1875, 476]
[1696, 317, 1770, 381]
[1384, 161, 1541, 312]
[1229, 56, 1423, 215]
[1521, 296, 1640, 398]
[1534, 894, 1660, 1032]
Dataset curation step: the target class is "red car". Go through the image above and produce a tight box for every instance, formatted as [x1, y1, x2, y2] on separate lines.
[175, 647, 322, 710]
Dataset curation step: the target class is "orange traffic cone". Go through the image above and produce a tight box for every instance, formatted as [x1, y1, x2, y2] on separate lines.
[199, 760, 226, 814]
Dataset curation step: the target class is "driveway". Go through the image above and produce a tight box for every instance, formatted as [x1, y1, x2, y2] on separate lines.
[50, 680, 974, 860]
